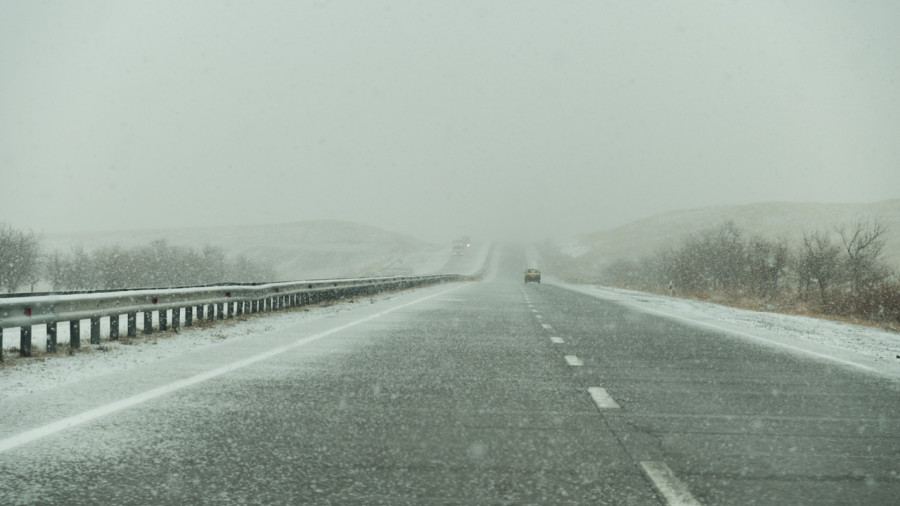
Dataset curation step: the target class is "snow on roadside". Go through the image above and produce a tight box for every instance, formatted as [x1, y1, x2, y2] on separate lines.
[0, 296, 383, 402]
[553, 280, 900, 377]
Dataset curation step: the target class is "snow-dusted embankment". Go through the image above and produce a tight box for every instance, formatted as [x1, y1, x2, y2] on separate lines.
[552, 280, 900, 379]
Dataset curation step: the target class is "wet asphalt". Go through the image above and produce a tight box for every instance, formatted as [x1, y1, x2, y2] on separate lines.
[1, 246, 899, 505]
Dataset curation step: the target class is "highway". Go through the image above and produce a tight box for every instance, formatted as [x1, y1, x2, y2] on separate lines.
[1, 245, 898, 505]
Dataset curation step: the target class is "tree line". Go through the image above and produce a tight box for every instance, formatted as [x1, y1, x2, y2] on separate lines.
[598, 219, 899, 327]
[0, 223, 277, 293]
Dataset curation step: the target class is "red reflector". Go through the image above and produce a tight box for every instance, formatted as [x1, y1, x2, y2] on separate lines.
[275, 288, 280, 293]
[152, 297, 158, 304]
[25, 308, 32, 316]
[226, 292, 232, 297]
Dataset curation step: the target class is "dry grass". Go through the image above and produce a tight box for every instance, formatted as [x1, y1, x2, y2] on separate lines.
[621, 284, 900, 333]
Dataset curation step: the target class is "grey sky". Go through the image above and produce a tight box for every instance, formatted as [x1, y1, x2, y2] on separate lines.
[2, 1, 899, 243]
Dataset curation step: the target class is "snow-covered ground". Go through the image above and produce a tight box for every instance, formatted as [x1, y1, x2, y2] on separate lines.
[0, 243, 492, 401]
[0, 295, 383, 402]
[5, 265, 900, 404]
[554, 280, 900, 379]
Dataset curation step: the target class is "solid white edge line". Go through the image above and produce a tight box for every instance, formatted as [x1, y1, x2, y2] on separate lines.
[587, 387, 620, 409]
[564, 355, 583, 366]
[0, 283, 468, 454]
[559, 284, 875, 373]
[637, 302, 876, 372]
[542, 323, 553, 330]
[640, 461, 702, 506]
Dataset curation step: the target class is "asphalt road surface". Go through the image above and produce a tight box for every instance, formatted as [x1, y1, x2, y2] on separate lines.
[1, 246, 898, 504]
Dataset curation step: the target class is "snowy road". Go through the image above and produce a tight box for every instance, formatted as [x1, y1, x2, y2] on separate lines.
[1, 245, 899, 504]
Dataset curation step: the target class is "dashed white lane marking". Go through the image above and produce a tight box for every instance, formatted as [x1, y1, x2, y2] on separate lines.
[565, 355, 583, 366]
[588, 387, 620, 409]
[531, 309, 538, 313]
[640, 461, 702, 506]
[550, 337, 565, 344]
[0, 284, 468, 454]
[535, 315, 542, 319]
[542, 323, 553, 330]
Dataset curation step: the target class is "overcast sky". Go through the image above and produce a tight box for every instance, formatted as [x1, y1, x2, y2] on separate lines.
[2, 1, 899, 243]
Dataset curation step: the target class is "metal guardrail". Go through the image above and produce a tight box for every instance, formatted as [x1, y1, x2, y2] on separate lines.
[0, 274, 469, 359]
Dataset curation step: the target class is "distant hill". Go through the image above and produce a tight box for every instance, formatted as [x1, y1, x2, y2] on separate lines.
[558, 200, 900, 270]
[42, 221, 444, 281]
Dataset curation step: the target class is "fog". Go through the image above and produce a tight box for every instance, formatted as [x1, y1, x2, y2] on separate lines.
[2, 1, 899, 243]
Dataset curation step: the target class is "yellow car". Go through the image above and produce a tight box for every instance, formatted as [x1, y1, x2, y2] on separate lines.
[524, 268, 541, 283]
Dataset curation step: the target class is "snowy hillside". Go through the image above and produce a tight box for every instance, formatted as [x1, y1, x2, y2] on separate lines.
[41, 221, 448, 281]
[561, 200, 900, 269]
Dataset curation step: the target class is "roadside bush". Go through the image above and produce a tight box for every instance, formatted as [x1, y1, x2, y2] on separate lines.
[595, 218, 898, 330]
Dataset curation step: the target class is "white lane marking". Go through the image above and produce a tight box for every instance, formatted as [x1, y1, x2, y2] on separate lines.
[550, 337, 565, 344]
[531, 309, 538, 313]
[542, 323, 553, 330]
[568, 285, 875, 373]
[588, 387, 620, 409]
[0, 284, 468, 454]
[535, 315, 542, 319]
[565, 355, 583, 366]
[640, 461, 702, 506]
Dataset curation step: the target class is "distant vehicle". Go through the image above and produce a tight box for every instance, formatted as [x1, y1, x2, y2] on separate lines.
[524, 268, 541, 283]
[452, 236, 471, 256]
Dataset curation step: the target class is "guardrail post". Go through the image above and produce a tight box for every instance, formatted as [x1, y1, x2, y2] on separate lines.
[227, 301, 234, 318]
[0, 327, 3, 362]
[90, 317, 101, 344]
[109, 315, 119, 340]
[216, 303, 224, 319]
[143, 312, 153, 334]
[236, 301, 243, 317]
[20, 326, 32, 357]
[206, 304, 214, 321]
[47, 322, 58, 353]
[159, 309, 168, 331]
[127, 313, 137, 337]
[172, 308, 180, 329]
[186, 306, 193, 326]
[70, 320, 80, 348]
